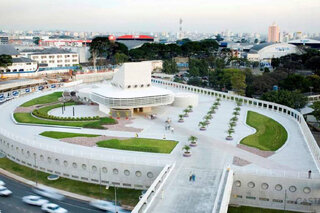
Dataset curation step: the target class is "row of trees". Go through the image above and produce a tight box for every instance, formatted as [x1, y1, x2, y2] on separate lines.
[89, 37, 219, 65]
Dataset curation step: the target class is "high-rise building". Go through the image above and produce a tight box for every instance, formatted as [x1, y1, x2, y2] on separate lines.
[268, 22, 280, 43]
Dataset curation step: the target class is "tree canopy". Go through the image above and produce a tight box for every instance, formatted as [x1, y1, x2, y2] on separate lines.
[0, 54, 13, 69]
[261, 90, 307, 109]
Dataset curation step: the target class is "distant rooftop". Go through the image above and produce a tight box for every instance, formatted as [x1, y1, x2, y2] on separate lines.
[21, 48, 76, 55]
[12, 57, 36, 63]
[249, 43, 274, 53]
[0, 44, 19, 56]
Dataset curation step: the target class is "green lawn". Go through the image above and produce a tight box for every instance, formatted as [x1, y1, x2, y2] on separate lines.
[97, 138, 178, 154]
[13, 112, 116, 129]
[0, 158, 141, 206]
[240, 111, 288, 151]
[228, 206, 297, 213]
[20, 92, 63, 107]
[40, 131, 100, 139]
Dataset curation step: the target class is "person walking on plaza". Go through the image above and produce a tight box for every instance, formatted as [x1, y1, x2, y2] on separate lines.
[192, 173, 196, 182]
[308, 170, 312, 179]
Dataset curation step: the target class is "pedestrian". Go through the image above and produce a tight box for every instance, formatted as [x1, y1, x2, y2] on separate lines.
[189, 175, 192, 182]
[171, 127, 174, 133]
[163, 134, 166, 139]
[192, 174, 196, 182]
[308, 170, 312, 179]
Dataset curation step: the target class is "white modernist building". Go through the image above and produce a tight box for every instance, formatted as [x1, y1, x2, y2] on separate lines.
[0, 44, 38, 73]
[247, 43, 303, 62]
[21, 48, 79, 68]
[78, 61, 175, 115]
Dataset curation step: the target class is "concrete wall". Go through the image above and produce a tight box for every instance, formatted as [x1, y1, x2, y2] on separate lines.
[230, 172, 320, 212]
[0, 127, 164, 190]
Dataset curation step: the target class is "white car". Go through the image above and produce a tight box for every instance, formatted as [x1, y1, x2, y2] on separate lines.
[22, 195, 49, 206]
[33, 187, 64, 200]
[0, 180, 5, 186]
[89, 200, 122, 212]
[41, 203, 68, 213]
[0, 186, 12, 196]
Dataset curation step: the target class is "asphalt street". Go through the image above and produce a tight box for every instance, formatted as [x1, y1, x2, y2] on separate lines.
[0, 174, 109, 213]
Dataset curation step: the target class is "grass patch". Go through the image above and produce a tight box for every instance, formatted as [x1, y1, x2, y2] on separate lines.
[97, 138, 178, 154]
[13, 112, 116, 129]
[240, 111, 288, 151]
[40, 131, 100, 139]
[0, 158, 141, 206]
[20, 92, 63, 107]
[228, 206, 297, 213]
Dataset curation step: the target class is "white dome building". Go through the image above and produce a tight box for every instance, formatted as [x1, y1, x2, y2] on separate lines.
[247, 43, 303, 62]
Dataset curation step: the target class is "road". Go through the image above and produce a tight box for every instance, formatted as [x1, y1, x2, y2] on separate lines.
[0, 174, 107, 213]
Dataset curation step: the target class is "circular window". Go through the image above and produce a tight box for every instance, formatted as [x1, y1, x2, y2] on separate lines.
[55, 159, 60, 165]
[102, 167, 107, 173]
[247, 182, 255, 188]
[261, 183, 269, 190]
[82, 164, 87, 170]
[72, 162, 77, 168]
[92, 166, 97, 172]
[63, 160, 68, 167]
[303, 187, 311, 194]
[289, 186, 297, 192]
[275, 184, 283, 191]
[40, 155, 44, 161]
[147, 172, 154, 178]
[124, 170, 130, 176]
[27, 151, 30, 158]
[113, 169, 119, 175]
[135, 171, 142, 177]
[47, 157, 52, 163]
[234, 180, 241, 187]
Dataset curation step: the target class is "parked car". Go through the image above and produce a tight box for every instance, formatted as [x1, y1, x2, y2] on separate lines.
[0, 186, 12, 196]
[33, 187, 64, 200]
[22, 195, 49, 206]
[0, 180, 5, 186]
[41, 203, 68, 213]
[89, 200, 123, 212]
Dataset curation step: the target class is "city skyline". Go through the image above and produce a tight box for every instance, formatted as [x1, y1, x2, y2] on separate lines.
[1, 0, 320, 34]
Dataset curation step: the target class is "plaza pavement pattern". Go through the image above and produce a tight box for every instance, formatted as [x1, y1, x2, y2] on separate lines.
[1, 85, 319, 212]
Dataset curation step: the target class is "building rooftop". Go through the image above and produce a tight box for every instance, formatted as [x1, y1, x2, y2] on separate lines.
[0, 44, 20, 56]
[12, 57, 36, 63]
[21, 48, 76, 55]
[249, 43, 274, 53]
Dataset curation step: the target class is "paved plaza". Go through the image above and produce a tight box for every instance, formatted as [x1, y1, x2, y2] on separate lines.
[1, 82, 319, 212]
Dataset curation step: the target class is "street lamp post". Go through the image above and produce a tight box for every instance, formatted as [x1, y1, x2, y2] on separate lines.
[34, 154, 38, 186]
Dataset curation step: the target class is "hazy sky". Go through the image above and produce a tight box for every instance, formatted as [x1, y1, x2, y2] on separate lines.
[1, 0, 320, 33]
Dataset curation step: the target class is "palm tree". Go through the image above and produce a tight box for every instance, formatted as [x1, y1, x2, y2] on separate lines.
[183, 109, 190, 117]
[216, 98, 221, 102]
[230, 116, 238, 122]
[178, 114, 184, 122]
[188, 136, 198, 144]
[198, 121, 207, 130]
[205, 114, 212, 120]
[229, 121, 236, 128]
[234, 107, 241, 111]
[233, 111, 240, 116]
[208, 109, 216, 114]
[188, 105, 193, 112]
[227, 129, 235, 137]
[236, 101, 242, 107]
[183, 145, 191, 154]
